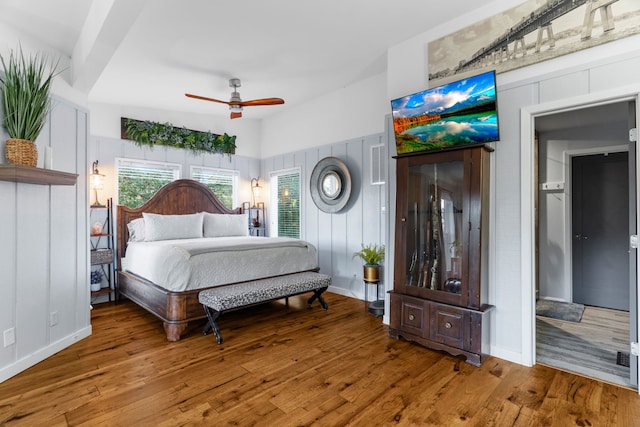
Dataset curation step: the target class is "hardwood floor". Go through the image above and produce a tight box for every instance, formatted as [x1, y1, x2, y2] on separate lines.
[1, 294, 639, 426]
[537, 306, 631, 388]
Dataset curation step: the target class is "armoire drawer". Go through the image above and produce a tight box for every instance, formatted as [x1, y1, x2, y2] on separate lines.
[390, 293, 430, 338]
[429, 302, 470, 350]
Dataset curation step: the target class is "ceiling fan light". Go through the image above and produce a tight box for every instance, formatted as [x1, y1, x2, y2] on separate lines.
[229, 105, 243, 113]
[230, 91, 242, 102]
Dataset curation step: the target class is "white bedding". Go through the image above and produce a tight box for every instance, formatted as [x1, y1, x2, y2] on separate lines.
[121, 236, 318, 292]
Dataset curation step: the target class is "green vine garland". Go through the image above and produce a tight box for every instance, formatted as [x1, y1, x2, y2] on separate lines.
[123, 118, 236, 156]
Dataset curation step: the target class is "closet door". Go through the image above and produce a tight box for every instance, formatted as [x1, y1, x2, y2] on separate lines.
[572, 152, 629, 311]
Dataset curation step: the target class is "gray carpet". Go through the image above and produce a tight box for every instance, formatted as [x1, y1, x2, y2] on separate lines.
[536, 299, 585, 322]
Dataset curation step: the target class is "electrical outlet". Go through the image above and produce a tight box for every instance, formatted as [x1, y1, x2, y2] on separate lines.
[4, 328, 15, 347]
[50, 311, 58, 327]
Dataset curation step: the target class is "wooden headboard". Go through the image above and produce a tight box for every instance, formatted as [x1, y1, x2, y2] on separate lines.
[117, 179, 242, 268]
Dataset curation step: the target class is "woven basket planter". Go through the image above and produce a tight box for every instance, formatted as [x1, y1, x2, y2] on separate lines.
[5, 138, 38, 167]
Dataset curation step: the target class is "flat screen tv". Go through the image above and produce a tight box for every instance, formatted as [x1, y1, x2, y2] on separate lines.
[391, 70, 499, 155]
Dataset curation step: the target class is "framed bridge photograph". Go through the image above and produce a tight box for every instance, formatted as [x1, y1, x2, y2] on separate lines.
[428, 0, 640, 86]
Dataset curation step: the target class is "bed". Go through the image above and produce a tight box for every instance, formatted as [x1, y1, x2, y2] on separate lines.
[116, 179, 319, 341]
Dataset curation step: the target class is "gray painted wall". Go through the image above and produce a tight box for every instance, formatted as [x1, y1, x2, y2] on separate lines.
[0, 97, 91, 382]
[486, 52, 640, 362]
[261, 132, 388, 301]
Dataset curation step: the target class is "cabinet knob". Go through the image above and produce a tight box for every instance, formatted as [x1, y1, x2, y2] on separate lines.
[401, 217, 406, 222]
[445, 322, 452, 329]
[408, 314, 415, 321]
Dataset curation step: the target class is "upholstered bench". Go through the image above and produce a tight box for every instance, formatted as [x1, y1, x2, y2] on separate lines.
[199, 271, 331, 344]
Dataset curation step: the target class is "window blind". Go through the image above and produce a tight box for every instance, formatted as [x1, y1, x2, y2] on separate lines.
[276, 172, 300, 238]
[116, 159, 181, 208]
[191, 166, 238, 209]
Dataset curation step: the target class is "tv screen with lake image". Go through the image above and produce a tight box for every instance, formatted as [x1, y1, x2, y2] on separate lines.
[391, 70, 499, 155]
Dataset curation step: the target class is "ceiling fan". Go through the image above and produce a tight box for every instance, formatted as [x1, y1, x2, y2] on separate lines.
[185, 78, 284, 119]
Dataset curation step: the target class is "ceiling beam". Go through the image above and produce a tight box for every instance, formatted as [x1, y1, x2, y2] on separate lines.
[71, 0, 148, 92]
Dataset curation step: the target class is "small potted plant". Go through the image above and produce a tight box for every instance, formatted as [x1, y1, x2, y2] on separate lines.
[90, 270, 103, 292]
[0, 46, 59, 166]
[353, 243, 385, 283]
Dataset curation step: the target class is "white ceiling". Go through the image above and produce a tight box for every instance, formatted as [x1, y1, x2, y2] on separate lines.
[0, 0, 489, 120]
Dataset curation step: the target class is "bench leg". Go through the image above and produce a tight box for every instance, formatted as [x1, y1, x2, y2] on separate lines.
[202, 319, 212, 335]
[307, 287, 329, 310]
[202, 304, 223, 344]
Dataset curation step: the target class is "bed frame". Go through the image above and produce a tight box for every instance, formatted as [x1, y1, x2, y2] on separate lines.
[116, 179, 243, 341]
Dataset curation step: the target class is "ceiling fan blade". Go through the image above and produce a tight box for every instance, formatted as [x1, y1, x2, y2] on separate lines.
[239, 98, 285, 107]
[230, 111, 242, 119]
[185, 93, 230, 105]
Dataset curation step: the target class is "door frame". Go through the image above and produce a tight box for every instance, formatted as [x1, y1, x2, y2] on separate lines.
[564, 145, 629, 304]
[520, 85, 640, 392]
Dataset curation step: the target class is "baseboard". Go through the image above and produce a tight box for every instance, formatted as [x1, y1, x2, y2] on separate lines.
[329, 284, 385, 303]
[490, 345, 528, 366]
[0, 325, 92, 383]
[328, 285, 363, 300]
[538, 296, 568, 303]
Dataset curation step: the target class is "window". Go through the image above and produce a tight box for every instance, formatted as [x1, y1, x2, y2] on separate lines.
[191, 166, 239, 209]
[270, 169, 301, 238]
[116, 158, 181, 208]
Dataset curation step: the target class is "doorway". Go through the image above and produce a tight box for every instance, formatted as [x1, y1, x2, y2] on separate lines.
[535, 101, 636, 388]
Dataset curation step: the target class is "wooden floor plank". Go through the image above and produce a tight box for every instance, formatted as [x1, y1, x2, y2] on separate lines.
[344, 357, 462, 425]
[0, 293, 638, 426]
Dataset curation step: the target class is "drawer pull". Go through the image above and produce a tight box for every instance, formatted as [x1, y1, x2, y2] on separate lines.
[445, 322, 452, 329]
[408, 314, 415, 321]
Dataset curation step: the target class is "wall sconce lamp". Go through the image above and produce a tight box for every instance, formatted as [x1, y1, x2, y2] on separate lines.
[251, 177, 262, 208]
[90, 161, 106, 207]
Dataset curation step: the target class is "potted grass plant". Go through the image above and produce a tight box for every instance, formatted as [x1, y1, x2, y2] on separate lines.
[353, 243, 385, 283]
[0, 46, 58, 166]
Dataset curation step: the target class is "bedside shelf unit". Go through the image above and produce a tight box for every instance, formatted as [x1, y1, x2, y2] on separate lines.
[389, 145, 493, 366]
[90, 198, 116, 301]
[243, 202, 266, 236]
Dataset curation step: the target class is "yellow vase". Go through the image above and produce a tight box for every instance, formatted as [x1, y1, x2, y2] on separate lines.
[363, 265, 380, 283]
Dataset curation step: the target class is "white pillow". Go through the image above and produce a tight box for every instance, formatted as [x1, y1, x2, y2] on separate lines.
[203, 212, 249, 237]
[127, 218, 146, 242]
[142, 212, 204, 241]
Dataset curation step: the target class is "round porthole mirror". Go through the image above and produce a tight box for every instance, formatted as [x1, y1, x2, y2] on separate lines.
[322, 171, 341, 199]
[310, 157, 352, 213]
